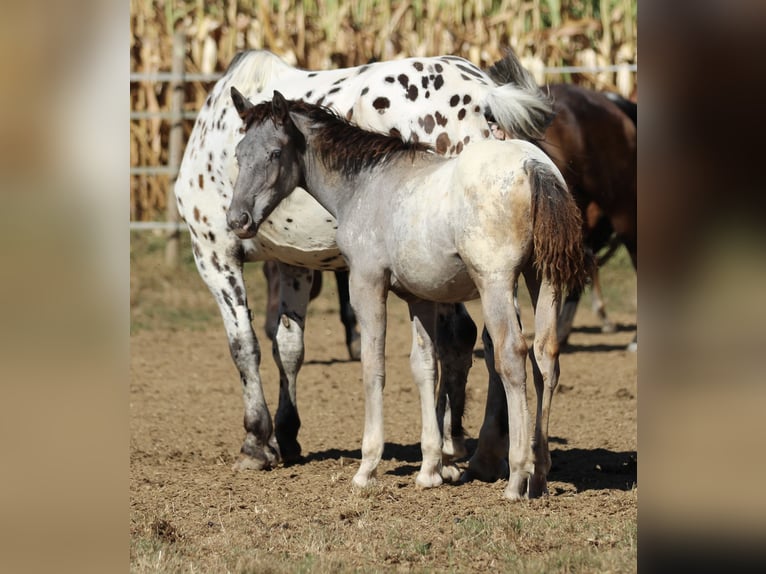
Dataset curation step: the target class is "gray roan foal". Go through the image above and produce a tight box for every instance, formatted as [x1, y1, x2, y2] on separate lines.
[228, 91, 588, 500]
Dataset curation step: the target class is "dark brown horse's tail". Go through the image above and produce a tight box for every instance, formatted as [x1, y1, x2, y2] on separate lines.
[526, 159, 591, 293]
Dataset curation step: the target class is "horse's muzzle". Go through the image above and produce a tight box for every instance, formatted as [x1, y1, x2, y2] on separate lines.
[227, 210, 258, 239]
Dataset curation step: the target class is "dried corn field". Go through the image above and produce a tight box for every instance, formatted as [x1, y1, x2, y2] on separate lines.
[130, 0, 636, 222]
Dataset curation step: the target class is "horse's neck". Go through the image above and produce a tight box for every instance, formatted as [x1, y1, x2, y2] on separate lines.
[300, 146, 356, 219]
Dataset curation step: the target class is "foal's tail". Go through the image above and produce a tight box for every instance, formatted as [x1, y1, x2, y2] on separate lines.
[484, 48, 555, 141]
[526, 159, 591, 293]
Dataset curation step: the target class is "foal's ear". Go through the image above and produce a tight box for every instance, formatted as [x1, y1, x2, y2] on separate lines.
[271, 91, 291, 125]
[287, 111, 313, 138]
[231, 87, 254, 121]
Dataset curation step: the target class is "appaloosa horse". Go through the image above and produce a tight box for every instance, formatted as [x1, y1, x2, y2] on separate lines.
[228, 92, 587, 499]
[174, 48, 553, 472]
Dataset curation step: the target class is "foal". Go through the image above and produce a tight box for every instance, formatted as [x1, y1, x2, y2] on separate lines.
[229, 91, 588, 499]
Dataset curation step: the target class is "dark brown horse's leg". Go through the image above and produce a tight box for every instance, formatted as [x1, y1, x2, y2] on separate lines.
[334, 270, 361, 360]
[435, 303, 477, 481]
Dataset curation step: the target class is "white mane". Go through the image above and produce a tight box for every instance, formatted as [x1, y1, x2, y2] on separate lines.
[224, 50, 294, 97]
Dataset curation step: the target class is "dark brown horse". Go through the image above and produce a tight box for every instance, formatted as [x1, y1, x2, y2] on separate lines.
[535, 83, 637, 347]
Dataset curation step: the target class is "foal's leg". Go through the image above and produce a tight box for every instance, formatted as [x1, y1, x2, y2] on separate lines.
[476, 279, 534, 501]
[262, 261, 281, 341]
[272, 262, 314, 464]
[349, 270, 389, 488]
[435, 303, 476, 481]
[523, 269, 561, 498]
[408, 300, 443, 488]
[190, 237, 279, 470]
[334, 270, 362, 361]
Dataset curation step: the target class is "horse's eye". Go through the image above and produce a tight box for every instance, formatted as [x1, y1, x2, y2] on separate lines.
[270, 149, 281, 161]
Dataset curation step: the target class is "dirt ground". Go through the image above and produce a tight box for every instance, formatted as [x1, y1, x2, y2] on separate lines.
[130, 235, 637, 572]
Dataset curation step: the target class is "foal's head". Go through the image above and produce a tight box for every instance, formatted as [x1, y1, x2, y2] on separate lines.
[226, 88, 307, 239]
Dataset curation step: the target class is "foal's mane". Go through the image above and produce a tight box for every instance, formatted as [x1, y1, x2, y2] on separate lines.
[243, 99, 434, 177]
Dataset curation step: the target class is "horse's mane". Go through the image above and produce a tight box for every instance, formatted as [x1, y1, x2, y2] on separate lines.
[224, 50, 293, 94]
[243, 99, 434, 177]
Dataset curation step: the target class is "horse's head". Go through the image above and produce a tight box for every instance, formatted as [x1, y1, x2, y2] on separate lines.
[227, 88, 305, 239]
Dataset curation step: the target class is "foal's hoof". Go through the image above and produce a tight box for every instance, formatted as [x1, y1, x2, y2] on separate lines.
[416, 470, 443, 489]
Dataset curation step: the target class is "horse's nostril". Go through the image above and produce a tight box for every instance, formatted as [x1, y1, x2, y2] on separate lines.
[239, 212, 251, 229]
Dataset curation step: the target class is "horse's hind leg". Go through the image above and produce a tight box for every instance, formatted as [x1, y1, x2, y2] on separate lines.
[480, 279, 533, 500]
[334, 270, 362, 361]
[523, 269, 561, 498]
[435, 303, 476, 481]
[191, 237, 279, 470]
[272, 262, 314, 464]
[408, 300, 443, 488]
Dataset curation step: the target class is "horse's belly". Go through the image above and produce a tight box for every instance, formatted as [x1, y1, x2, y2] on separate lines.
[390, 253, 478, 303]
[253, 188, 347, 269]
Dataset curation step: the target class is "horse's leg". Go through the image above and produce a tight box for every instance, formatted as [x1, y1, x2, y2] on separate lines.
[522, 268, 561, 498]
[435, 303, 476, 482]
[264, 261, 323, 341]
[590, 262, 616, 333]
[407, 300, 443, 488]
[557, 285, 582, 345]
[348, 269, 388, 488]
[480, 278, 533, 500]
[191, 237, 279, 470]
[334, 270, 362, 361]
[262, 260, 281, 341]
[464, 326, 510, 484]
[271, 262, 314, 464]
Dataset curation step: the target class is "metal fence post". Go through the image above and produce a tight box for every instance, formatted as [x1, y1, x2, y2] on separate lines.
[165, 25, 185, 267]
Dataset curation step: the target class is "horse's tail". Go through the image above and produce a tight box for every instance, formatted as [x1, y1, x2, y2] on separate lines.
[526, 159, 591, 293]
[484, 48, 555, 141]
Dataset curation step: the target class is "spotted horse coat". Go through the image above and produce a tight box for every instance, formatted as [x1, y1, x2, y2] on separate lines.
[174, 48, 553, 472]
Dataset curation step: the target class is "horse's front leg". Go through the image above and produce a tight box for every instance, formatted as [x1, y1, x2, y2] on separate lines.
[407, 300, 443, 488]
[348, 269, 388, 488]
[190, 236, 279, 470]
[435, 303, 476, 482]
[272, 262, 313, 464]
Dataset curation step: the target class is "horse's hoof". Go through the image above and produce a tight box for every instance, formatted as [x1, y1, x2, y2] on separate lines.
[352, 472, 376, 489]
[465, 455, 509, 483]
[626, 340, 637, 352]
[347, 337, 362, 361]
[441, 463, 462, 483]
[601, 322, 617, 334]
[232, 452, 277, 471]
[528, 474, 549, 498]
[416, 471, 443, 489]
[278, 440, 302, 465]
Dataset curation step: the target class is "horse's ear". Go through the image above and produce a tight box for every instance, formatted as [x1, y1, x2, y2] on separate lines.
[287, 111, 313, 138]
[271, 91, 290, 124]
[231, 87, 254, 121]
